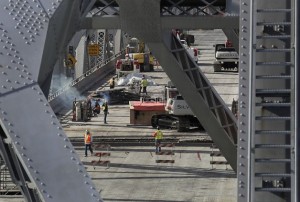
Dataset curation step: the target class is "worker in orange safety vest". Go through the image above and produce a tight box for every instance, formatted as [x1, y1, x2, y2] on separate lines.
[84, 130, 93, 157]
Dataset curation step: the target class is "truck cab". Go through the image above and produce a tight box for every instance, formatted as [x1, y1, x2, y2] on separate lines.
[213, 43, 239, 72]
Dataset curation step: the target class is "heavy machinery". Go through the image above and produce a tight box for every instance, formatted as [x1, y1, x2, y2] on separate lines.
[213, 42, 239, 72]
[115, 55, 140, 78]
[151, 84, 203, 132]
[126, 38, 155, 72]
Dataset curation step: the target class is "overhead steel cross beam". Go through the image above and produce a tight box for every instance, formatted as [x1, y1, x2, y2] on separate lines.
[116, 0, 237, 171]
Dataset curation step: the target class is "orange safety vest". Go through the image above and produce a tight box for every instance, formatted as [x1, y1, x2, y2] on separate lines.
[85, 133, 92, 144]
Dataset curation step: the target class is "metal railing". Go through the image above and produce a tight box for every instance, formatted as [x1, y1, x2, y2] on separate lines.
[48, 50, 125, 102]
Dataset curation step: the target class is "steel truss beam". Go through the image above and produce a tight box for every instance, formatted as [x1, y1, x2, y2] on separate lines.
[0, 0, 102, 201]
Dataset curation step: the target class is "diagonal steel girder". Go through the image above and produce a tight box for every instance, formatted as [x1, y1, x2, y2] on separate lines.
[116, 0, 237, 171]
[0, 0, 102, 201]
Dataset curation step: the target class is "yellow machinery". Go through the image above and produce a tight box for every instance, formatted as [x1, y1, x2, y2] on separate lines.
[126, 38, 155, 72]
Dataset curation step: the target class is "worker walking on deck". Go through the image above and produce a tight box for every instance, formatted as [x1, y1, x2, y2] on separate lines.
[102, 101, 108, 124]
[139, 75, 148, 95]
[84, 130, 93, 157]
[109, 77, 115, 89]
[152, 126, 163, 153]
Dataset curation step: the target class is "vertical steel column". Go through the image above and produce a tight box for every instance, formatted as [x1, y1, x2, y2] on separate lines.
[238, 0, 296, 201]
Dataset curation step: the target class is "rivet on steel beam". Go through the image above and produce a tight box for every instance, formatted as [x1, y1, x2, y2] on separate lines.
[239, 155, 244, 158]
[57, 133, 62, 137]
[71, 157, 75, 160]
[64, 145, 69, 149]
[40, 182, 45, 186]
[239, 172, 243, 175]
[47, 194, 52, 198]
[239, 194, 243, 197]
[85, 181, 89, 184]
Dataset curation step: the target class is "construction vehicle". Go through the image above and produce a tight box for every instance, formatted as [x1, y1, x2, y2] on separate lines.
[115, 54, 140, 78]
[180, 40, 198, 63]
[151, 83, 203, 132]
[126, 38, 155, 72]
[213, 41, 239, 72]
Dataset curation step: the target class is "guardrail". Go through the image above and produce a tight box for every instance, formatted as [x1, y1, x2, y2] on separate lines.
[48, 50, 125, 102]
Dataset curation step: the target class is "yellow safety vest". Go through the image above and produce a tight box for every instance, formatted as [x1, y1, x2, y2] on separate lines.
[155, 130, 163, 140]
[141, 79, 148, 87]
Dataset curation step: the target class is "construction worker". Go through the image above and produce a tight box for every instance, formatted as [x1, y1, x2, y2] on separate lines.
[102, 101, 108, 124]
[93, 100, 100, 116]
[152, 126, 163, 153]
[109, 77, 115, 89]
[84, 130, 93, 157]
[139, 75, 148, 95]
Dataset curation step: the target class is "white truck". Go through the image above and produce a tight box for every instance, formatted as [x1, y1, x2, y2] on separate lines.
[151, 85, 203, 132]
[213, 43, 238, 72]
[180, 40, 198, 63]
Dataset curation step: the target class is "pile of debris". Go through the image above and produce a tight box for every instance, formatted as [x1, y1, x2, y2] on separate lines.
[89, 88, 143, 105]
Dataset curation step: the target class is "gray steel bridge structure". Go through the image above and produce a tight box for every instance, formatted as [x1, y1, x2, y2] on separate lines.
[0, 0, 298, 202]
